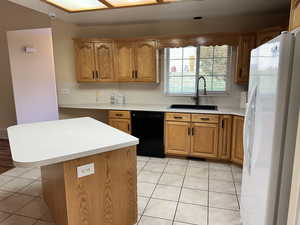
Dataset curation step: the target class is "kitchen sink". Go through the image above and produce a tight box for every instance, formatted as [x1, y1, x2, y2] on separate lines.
[170, 104, 218, 110]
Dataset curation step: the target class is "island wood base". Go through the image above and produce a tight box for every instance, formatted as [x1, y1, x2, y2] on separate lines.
[41, 147, 137, 225]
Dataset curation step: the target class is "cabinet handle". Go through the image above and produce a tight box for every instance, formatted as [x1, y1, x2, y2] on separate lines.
[174, 116, 183, 119]
[222, 119, 224, 128]
[191, 127, 194, 136]
[188, 127, 191, 136]
[116, 113, 123, 117]
[92, 71, 95, 80]
[239, 68, 243, 78]
[200, 118, 210, 121]
[132, 70, 134, 79]
[135, 70, 138, 79]
[96, 71, 100, 80]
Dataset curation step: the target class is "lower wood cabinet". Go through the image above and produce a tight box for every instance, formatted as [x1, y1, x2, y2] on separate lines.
[108, 110, 131, 134]
[165, 113, 219, 159]
[231, 116, 244, 165]
[165, 121, 190, 156]
[190, 123, 219, 158]
[218, 115, 233, 160]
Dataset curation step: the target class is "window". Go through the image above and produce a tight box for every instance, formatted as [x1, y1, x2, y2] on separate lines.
[165, 45, 232, 95]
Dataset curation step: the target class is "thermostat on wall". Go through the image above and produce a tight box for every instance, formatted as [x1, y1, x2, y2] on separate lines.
[24, 47, 37, 54]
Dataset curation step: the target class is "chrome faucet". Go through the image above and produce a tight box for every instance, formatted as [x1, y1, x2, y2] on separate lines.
[195, 75, 207, 105]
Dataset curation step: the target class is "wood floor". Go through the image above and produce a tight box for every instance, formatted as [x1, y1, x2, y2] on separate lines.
[0, 139, 14, 173]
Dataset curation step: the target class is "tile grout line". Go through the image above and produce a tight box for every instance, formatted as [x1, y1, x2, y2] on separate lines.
[170, 160, 188, 225]
[137, 157, 169, 224]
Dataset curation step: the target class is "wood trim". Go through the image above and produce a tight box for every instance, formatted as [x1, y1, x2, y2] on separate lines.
[41, 0, 172, 13]
[98, 0, 113, 8]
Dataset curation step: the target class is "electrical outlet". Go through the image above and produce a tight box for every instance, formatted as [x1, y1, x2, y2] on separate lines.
[61, 88, 70, 95]
[77, 163, 95, 178]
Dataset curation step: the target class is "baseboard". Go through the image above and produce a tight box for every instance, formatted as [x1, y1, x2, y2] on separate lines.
[0, 129, 8, 139]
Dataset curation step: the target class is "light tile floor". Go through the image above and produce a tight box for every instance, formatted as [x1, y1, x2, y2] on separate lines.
[136, 156, 242, 225]
[0, 156, 242, 225]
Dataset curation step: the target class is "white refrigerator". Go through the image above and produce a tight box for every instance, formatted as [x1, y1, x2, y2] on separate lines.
[241, 29, 300, 225]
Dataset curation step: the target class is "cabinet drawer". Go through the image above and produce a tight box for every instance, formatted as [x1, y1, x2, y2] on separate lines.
[192, 114, 219, 123]
[165, 113, 191, 122]
[109, 110, 131, 119]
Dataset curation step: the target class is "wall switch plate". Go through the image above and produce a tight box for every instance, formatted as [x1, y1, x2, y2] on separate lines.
[61, 88, 71, 95]
[77, 163, 95, 178]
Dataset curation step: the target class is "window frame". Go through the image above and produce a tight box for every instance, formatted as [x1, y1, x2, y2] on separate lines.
[164, 46, 234, 97]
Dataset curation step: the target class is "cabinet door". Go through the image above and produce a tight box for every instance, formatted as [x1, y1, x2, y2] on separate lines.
[115, 42, 135, 82]
[190, 123, 219, 159]
[290, 0, 300, 31]
[218, 115, 232, 160]
[94, 42, 114, 82]
[108, 118, 131, 134]
[165, 121, 190, 156]
[75, 41, 95, 82]
[231, 116, 244, 165]
[134, 41, 157, 82]
[235, 34, 256, 84]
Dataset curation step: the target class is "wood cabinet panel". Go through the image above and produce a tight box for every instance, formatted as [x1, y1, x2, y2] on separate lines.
[235, 34, 256, 84]
[109, 118, 131, 134]
[290, 0, 300, 31]
[94, 42, 114, 81]
[75, 41, 95, 82]
[231, 116, 244, 165]
[190, 123, 219, 159]
[165, 113, 191, 122]
[116, 42, 135, 82]
[109, 110, 131, 119]
[256, 26, 287, 47]
[165, 121, 190, 156]
[134, 41, 157, 82]
[218, 115, 233, 160]
[191, 114, 219, 124]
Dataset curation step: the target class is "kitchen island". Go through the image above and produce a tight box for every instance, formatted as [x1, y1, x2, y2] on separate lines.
[7, 117, 139, 225]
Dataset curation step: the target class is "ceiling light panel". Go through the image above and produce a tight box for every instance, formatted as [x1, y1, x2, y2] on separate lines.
[43, 0, 107, 12]
[105, 0, 157, 7]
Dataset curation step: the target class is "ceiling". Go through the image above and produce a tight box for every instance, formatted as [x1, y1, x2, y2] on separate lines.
[8, 0, 290, 25]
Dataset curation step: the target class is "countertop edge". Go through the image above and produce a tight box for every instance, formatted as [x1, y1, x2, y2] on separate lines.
[59, 104, 245, 117]
[13, 139, 139, 168]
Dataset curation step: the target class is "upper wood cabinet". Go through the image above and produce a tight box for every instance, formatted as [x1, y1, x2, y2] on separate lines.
[231, 116, 244, 165]
[75, 40, 115, 82]
[218, 115, 233, 160]
[94, 42, 115, 82]
[115, 42, 135, 82]
[289, 0, 300, 31]
[256, 26, 287, 47]
[115, 40, 158, 82]
[75, 41, 95, 82]
[234, 34, 256, 85]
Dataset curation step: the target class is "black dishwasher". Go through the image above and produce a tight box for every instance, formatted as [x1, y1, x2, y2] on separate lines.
[131, 111, 165, 158]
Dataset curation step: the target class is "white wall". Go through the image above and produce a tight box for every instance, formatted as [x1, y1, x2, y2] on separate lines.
[7, 28, 59, 124]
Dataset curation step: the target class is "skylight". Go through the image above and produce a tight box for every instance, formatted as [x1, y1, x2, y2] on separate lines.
[42, 0, 178, 12]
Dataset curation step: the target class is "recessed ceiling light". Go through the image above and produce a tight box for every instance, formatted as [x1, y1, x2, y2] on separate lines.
[41, 0, 182, 13]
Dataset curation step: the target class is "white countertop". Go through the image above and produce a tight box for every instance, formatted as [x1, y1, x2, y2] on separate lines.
[59, 103, 245, 116]
[7, 117, 139, 167]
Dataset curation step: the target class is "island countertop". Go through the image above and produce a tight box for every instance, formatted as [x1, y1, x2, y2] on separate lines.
[7, 117, 139, 167]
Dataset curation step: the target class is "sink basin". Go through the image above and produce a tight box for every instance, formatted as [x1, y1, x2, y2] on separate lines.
[170, 104, 218, 110]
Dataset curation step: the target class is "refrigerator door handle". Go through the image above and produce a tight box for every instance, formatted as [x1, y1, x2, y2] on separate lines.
[244, 85, 257, 174]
